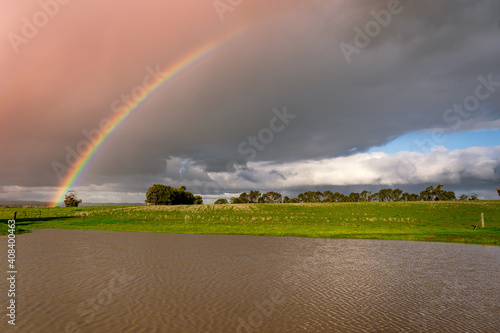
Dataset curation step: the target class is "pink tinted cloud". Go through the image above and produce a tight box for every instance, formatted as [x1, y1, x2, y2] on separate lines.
[0, 0, 290, 187]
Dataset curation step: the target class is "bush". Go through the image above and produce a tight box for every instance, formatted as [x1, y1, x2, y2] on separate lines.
[214, 198, 229, 204]
[64, 190, 82, 207]
[145, 184, 202, 205]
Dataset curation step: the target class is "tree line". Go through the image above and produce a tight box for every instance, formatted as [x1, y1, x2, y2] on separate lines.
[62, 184, 496, 207]
[215, 184, 482, 204]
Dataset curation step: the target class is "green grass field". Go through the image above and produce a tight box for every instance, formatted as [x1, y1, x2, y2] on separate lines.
[1, 201, 499, 245]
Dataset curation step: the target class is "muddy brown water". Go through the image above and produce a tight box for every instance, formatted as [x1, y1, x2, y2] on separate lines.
[0, 229, 499, 332]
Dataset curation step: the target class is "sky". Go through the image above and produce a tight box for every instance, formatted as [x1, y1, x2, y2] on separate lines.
[1, 0, 500, 204]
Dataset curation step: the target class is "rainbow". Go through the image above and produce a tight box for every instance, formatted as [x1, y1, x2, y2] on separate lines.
[50, 29, 244, 207]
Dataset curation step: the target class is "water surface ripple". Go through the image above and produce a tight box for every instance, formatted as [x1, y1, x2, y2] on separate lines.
[0, 229, 498, 332]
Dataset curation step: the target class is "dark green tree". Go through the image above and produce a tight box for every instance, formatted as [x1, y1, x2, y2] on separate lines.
[370, 193, 380, 202]
[214, 198, 228, 204]
[238, 192, 249, 203]
[378, 188, 394, 202]
[420, 186, 435, 201]
[409, 193, 420, 201]
[360, 190, 371, 202]
[248, 190, 262, 203]
[433, 184, 445, 200]
[64, 190, 82, 207]
[333, 192, 343, 202]
[298, 190, 322, 203]
[262, 191, 282, 203]
[348, 192, 360, 202]
[230, 197, 242, 204]
[418, 184, 455, 201]
[393, 189, 403, 201]
[322, 190, 334, 202]
[282, 195, 299, 203]
[145, 184, 201, 205]
[442, 191, 456, 201]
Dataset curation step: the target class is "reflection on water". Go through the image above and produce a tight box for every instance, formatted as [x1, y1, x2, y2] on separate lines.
[0, 229, 499, 332]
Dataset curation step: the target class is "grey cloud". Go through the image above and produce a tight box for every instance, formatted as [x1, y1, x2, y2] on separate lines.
[270, 170, 287, 180]
[165, 145, 500, 197]
[1, 0, 499, 202]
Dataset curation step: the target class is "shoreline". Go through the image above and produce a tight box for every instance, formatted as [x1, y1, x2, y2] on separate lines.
[7, 227, 500, 248]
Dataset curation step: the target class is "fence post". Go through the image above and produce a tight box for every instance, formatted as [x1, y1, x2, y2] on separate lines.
[481, 213, 484, 228]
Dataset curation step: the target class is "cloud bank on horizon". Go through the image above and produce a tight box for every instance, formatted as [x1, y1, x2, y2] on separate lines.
[1, 0, 499, 203]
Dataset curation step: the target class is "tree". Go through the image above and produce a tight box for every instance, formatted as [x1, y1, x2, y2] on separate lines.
[393, 189, 403, 201]
[248, 190, 262, 203]
[409, 193, 420, 201]
[459, 194, 469, 201]
[469, 194, 478, 200]
[443, 191, 456, 201]
[145, 184, 201, 205]
[497, 187, 500, 196]
[282, 195, 298, 203]
[333, 192, 343, 202]
[420, 186, 435, 201]
[145, 184, 162, 205]
[262, 191, 282, 203]
[297, 190, 322, 203]
[370, 193, 380, 202]
[433, 184, 445, 200]
[348, 192, 360, 202]
[378, 188, 394, 202]
[230, 197, 243, 204]
[238, 192, 249, 203]
[322, 190, 334, 202]
[432, 185, 455, 201]
[64, 190, 82, 207]
[214, 198, 228, 204]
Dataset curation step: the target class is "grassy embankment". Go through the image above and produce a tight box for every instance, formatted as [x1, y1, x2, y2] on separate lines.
[0, 201, 499, 245]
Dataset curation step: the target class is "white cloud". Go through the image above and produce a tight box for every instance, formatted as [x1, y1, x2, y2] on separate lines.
[165, 145, 500, 193]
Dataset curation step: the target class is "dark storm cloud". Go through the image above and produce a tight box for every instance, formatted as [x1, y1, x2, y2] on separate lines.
[95, 0, 500, 177]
